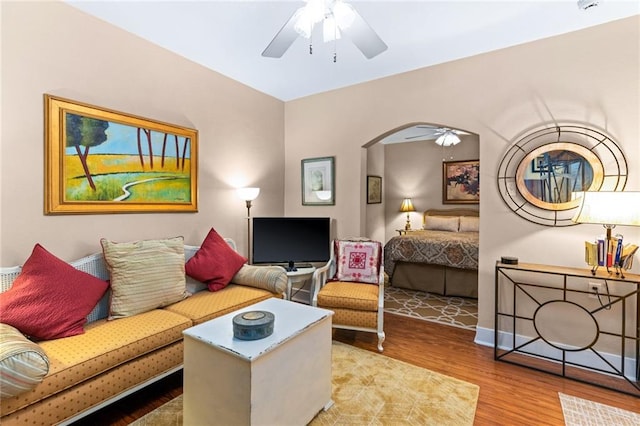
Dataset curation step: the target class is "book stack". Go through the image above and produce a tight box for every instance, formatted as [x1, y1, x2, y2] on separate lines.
[584, 234, 638, 272]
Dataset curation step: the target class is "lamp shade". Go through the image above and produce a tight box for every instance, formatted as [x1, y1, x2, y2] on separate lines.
[399, 198, 415, 213]
[571, 191, 640, 226]
[237, 187, 260, 202]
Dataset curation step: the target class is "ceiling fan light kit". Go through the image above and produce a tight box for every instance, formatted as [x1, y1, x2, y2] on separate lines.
[435, 130, 462, 147]
[262, 0, 387, 61]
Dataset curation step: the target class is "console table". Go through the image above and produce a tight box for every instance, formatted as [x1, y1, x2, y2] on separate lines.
[495, 261, 640, 397]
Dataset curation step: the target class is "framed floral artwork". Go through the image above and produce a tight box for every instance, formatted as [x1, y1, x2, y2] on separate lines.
[443, 159, 479, 204]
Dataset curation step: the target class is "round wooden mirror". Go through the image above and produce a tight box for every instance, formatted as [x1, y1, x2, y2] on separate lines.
[515, 142, 604, 211]
[497, 125, 627, 226]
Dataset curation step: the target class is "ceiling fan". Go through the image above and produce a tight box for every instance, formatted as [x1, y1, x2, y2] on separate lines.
[261, 0, 388, 61]
[405, 126, 471, 146]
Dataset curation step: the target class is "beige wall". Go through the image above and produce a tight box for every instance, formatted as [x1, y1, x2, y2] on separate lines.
[284, 16, 640, 332]
[0, 1, 285, 265]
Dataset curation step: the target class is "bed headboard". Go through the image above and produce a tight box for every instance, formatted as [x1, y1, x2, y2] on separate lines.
[423, 208, 479, 224]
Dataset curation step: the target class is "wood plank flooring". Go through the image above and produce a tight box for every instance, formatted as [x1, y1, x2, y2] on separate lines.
[72, 313, 639, 425]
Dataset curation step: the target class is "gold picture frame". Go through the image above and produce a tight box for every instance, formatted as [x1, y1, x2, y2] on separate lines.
[44, 95, 198, 214]
[443, 159, 479, 204]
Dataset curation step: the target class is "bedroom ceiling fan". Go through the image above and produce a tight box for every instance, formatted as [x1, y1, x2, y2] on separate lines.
[405, 126, 471, 146]
[261, 0, 388, 61]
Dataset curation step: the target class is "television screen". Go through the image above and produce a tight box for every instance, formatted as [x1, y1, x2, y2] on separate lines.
[252, 217, 330, 270]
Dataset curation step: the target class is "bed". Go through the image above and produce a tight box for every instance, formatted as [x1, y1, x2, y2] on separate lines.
[384, 208, 479, 298]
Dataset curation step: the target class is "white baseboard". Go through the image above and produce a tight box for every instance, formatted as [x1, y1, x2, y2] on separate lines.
[474, 327, 637, 381]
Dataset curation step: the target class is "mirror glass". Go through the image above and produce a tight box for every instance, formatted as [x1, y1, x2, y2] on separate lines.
[516, 142, 604, 211]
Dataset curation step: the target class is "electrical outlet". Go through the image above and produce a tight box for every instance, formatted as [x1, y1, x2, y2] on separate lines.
[588, 282, 602, 299]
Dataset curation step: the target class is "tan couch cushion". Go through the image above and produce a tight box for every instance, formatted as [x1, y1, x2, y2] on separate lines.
[317, 281, 379, 311]
[1, 309, 190, 415]
[164, 284, 276, 325]
[1, 342, 184, 425]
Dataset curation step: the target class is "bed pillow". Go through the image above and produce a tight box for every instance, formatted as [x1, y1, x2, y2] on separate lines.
[0, 323, 49, 398]
[335, 240, 382, 284]
[101, 236, 188, 319]
[0, 244, 109, 340]
[424, 216, 459, 232]
[459, 216, 480, 232]
[185, 228, 247, 292]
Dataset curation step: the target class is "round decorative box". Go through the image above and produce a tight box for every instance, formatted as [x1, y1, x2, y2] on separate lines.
[232, 311, 275, 341]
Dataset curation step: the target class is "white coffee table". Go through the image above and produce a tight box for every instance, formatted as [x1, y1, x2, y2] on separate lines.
[182, 298, 334, 425]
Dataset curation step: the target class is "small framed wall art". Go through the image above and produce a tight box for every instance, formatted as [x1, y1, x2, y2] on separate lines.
[367, 175, 382, 204]
[443, 159, 479, 204]
[301, 156, 335, 205]
[44, 95, 198, 214]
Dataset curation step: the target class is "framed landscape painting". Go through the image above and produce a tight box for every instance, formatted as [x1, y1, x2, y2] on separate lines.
[443, 159, 479, 204]
[44, 95, 198, 214]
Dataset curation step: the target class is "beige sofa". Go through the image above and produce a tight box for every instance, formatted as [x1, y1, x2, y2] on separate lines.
[0, 242, 287, 426]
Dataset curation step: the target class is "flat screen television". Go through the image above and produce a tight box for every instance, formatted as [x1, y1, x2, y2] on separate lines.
[252, 217, 330, 271]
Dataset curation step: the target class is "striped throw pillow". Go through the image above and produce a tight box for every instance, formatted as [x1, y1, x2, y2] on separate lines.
[101, 236, 189, 319]
[231, 265, 288, 294]
[0, 324, 49, 398]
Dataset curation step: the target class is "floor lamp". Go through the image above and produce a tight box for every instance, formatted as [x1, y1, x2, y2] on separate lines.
[237, 187, 260, 263]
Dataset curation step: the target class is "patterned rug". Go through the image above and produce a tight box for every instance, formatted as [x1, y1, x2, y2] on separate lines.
[559, 393, 640, 425]
[131, 341, 479, 426]
[384, 286, 478, 330]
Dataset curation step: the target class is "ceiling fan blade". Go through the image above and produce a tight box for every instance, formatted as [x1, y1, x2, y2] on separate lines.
[337, 8, 387, 59]
[262, 9, 302, 58]
[405, 134, 431, 140]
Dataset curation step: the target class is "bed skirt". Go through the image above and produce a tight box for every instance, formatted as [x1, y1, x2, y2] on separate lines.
[390, 262, 478, 298]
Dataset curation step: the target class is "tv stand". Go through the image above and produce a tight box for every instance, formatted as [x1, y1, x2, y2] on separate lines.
[286, 261, 297, 272]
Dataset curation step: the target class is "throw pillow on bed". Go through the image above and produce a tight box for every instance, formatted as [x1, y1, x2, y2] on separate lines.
[459, 216, 480, 232]
[101, 236, 189, 319]
[424, 215, 459, 232]
[185, 228, 247, 292]
[335, 240, 382, 284]
[0, 244, 109, 340]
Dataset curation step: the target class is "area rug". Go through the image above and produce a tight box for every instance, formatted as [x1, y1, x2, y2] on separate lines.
[384, 286, 478, 330]
[130, 341, 479, 426]
[559, 393, 640, 426]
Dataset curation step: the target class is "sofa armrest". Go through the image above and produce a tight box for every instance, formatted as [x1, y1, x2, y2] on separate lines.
[231, 265, 288, 295]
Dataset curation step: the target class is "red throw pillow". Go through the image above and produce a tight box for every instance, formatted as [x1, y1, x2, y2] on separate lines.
[0, 244, 109, 340]
[185, 228, 247, 292]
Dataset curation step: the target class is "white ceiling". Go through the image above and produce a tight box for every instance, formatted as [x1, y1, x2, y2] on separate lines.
[65, 1, 639, 102]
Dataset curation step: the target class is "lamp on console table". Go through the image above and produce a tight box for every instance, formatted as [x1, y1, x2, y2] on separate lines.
[572, 191, 640, 276]
[399, 198, 415, 231]
[237, 187, 260, 263]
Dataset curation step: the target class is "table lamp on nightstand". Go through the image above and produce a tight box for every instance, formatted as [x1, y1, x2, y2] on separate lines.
[399, 198, 415, 231]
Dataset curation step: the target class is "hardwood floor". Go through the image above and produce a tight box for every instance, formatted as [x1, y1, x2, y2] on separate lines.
[73, 313, 639, 425]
